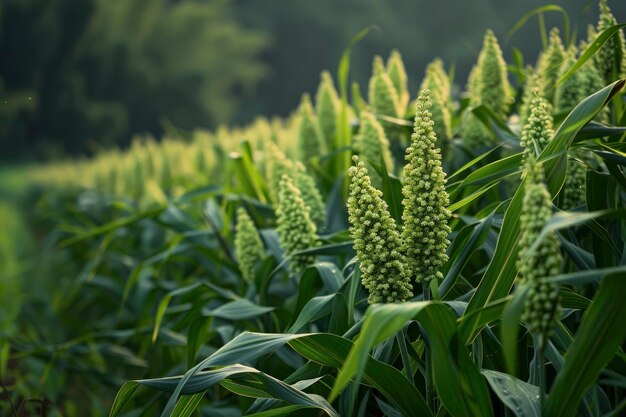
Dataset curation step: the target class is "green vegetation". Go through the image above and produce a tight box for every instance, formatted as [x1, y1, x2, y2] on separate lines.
[3, 2, 626, 417]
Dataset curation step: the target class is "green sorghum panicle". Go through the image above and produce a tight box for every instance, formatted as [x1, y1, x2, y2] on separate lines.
[347, 156, 413, 303]
[401, 89, 451, 284]
[536, 28, 567, 102]
[315, 70, 340, 145]
[293, 161, 326, 226]
[267, 143, 326, 225]
[555, 47, 606, 121]
[594, 0, 626, 85]
[562, 158, 587, 210]
[554, 50, 583, 114]
[235, 207, 265, 282]
[267, 142, 293, 202]
[474, 29, 513, 117]
[461, 30, 512, 146]
[368, 55, 401, 118]
[386, 50, 409, 113]
[553, 49, 593, 210]
[354, 111, 394, 174]
[297, 93, 324, 165]
[518, 157, 561, 340]
[276, 175, 320, 275]
[419, 58, 453, 144]
[520, 96, 554, 162]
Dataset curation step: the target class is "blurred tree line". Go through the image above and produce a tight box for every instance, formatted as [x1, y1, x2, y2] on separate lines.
[1, 0, 624, 160]
[0, 0, 268, 159]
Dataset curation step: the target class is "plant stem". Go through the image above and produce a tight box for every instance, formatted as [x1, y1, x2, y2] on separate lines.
[396, 328, 412, 381]
[532, 333, 546, 416]
[422, 281, 434, 411]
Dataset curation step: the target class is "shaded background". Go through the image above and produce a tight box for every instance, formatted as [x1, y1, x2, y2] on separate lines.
[1, 0, 624, 161]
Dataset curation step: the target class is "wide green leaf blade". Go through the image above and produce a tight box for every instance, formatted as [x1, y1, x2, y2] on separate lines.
[540, 80, 625, 196]
[544, 273, 626, 417]
[483, 370, 540, 417]
[330, 302, 493, 417]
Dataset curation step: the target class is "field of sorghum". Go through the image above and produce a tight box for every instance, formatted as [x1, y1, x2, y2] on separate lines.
[4, 1, 626, 416]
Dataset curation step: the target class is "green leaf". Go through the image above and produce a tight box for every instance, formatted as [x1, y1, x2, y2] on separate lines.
[549, 266, 626, 285]
[449, 153, 522, 194]
[207, 298, 274, 320]
[507, 5, 570, 46]
[61, 205, 165, 247]
[470, 105, 519, 144]
[145, 364, 339, 417]
[246, 405, 317, 417]
[458, 296, 512, 342]
[172, 392, 206, 417]
[330, 302, 492, 417]
[540, 80, 625, 196]
[501, 285, 529, 375]
[335, 26, 375, 180]
[576, 122, 626, 141]
[187, 317, 211, 368]
[289, 333, 432, 417]
[109, 381, 140, 417]
[441, 211, 495, 297]
[526, 210, 609, 256]
[288, 294, 336, 333]
[447, 146, 501, 182]
[463, 177, 525, 343]
[448, 182, 499, 212]
[153, 282, 205, 343]
[555, 24, 626, 87]
[482, 370, 540, 417]
[544, 273, 626, 417]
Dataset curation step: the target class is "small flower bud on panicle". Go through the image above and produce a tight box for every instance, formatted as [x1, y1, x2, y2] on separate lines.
[276, 175, 320, 275]
[347, 156, 413, 303]
[518, 157, 562, 340]
[401, 90, 452, 284]
[520, 96, 554, 162]
[235, 208, 265, 282]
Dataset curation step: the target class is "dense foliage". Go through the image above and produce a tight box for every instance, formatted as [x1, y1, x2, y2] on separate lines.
[4, 1, 626, 416]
